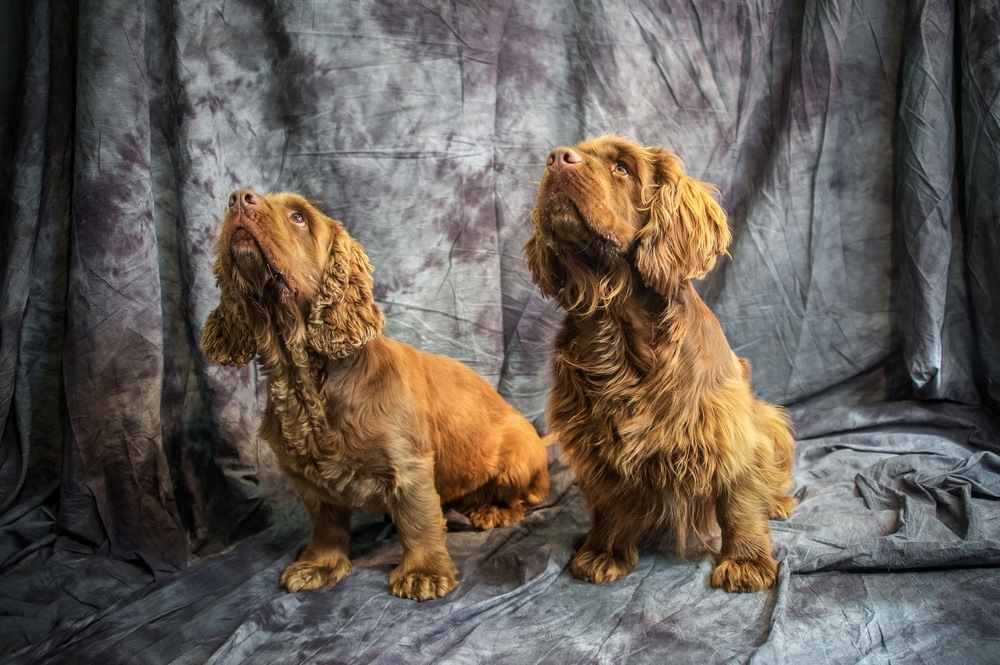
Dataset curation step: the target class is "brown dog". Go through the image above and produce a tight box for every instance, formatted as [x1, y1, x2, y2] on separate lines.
[202, 190, 549, 601]
[524, 136, 795, 592]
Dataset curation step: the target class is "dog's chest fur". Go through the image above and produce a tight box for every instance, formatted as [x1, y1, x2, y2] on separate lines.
[256, 346, 400, 513]
[551, 300, 736, 494]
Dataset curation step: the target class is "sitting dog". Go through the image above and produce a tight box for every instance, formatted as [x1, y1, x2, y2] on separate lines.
[524, 136, 795, 592]
[202, 190, 549, 601]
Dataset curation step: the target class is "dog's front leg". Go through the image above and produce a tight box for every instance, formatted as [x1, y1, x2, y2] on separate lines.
[569, 501, 641, 583]
[387, 462, 459, 601]
[711, 482, 777, 592]
[281, 496, 353, 592]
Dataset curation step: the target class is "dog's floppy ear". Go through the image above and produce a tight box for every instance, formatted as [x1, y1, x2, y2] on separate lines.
[634, 149, 731, 297]
[201, 259, 257, 367]
[307, 226, 386, 359]
[524, 209, 566, 298]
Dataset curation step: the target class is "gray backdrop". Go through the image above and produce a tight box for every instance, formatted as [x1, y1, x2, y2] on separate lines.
[2, 0, 999, 662]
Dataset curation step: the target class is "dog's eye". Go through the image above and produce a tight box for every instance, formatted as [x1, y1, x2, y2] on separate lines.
[291, 212, 307, 227]
[613, 163, 630, 177]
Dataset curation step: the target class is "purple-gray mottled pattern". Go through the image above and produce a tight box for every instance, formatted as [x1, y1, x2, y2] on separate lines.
[1, 0, 999, 662]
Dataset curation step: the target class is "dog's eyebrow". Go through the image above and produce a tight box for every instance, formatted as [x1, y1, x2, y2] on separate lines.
[588, 145, 622, 164]
[278, 196, 315, 214]
[601, 141, 638, 165]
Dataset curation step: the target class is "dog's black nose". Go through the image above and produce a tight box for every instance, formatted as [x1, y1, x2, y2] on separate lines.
[547, 147, 583, 172]
[229, 189, 261, 211]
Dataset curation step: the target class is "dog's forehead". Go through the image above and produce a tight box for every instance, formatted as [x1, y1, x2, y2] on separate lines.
[268, 192, 317, 211]
[576, 137, 645, 161]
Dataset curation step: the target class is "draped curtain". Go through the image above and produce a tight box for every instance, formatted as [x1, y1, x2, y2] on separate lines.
[1, 0, 998, 661]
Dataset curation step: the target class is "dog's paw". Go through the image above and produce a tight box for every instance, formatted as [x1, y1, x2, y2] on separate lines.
[280, 559, 352, 592]
[388, 567, 459, 601]
[569, 548, 637, 584]
[768, 495, 797, 520]
[467, 503, 525, 530]
[710, 556, 777, 592]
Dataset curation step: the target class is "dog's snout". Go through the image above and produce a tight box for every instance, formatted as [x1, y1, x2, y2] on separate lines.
[229, 189, 262, 212]
[547, 147, 583, 172]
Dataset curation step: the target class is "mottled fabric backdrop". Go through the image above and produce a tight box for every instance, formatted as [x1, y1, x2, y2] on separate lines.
[2, 0, 999, 662]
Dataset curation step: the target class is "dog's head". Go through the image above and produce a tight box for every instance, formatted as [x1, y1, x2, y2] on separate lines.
[524, 136, 731, 312]
[201, 190, 385, 367]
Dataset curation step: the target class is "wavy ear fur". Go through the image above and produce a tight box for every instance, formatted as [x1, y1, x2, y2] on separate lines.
[201, 259, 257, 367]
[307, 229, 386, 359]
[524, 209, 566, 299]
[634, 152, 731, 297]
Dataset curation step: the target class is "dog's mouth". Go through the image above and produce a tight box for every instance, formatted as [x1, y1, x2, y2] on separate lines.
[229, 227, 298, 296]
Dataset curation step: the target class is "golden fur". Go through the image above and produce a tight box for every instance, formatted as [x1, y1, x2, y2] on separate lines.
[524, 137, 795, 592]
[203, 190, 549, 601]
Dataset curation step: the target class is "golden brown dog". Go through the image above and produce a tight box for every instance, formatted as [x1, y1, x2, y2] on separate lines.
[202, 190, 549, 601]
[524, 136, 795, 592]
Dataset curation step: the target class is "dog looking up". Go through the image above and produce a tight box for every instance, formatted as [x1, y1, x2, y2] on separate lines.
[202, 190, 549, 601]
[524, 136, 795, 592]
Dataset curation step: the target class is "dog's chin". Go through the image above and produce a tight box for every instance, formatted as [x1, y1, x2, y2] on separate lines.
[228, 238, 296, 302]
[548, 213, 589, 245]
[544, 212, 622, 264]
[230, 245, 269, 290]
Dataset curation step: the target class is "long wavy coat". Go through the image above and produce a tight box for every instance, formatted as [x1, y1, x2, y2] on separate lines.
[525, 137, 795, 592]
[203, 190, 549, 600]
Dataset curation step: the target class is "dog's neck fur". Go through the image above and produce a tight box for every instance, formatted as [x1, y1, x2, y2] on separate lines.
[243, 303, 334, 465]
[565, 277, 688, 365]
[555, 280, 726, 493]
[555, 278, 695, 440]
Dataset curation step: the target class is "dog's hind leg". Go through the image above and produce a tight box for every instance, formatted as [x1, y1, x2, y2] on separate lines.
[757, 402, 797, 519]
[458, 424, 551, 530]
[464, 493, 527, 530]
